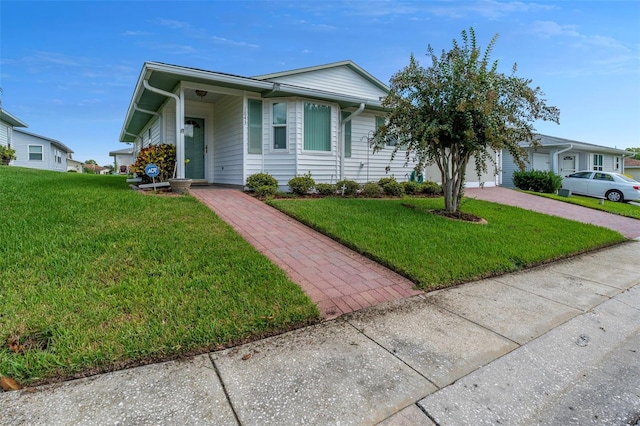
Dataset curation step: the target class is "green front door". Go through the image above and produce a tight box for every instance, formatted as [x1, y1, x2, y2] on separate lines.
[185, 117, 205, 179]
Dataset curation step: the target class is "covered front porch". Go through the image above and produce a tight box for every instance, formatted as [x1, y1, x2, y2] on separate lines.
[120, 62, 273, 186]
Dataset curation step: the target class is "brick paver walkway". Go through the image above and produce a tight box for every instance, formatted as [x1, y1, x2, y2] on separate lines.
[466, 187, 640, 239]
[191, 188, 422, 319]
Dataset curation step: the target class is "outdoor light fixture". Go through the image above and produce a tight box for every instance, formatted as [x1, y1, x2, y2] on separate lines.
[195, 90, 208, 98]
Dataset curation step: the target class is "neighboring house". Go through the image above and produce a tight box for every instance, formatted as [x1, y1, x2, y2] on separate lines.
[0, 107, 29, 152]
[119, 60, 497, 189]
[12, 128, 74, 172]
[109, 147, 135, 174]
[84, 163, 110, 175]
[67, 154, 84, 173]
[501, 134, 632, 188]
[624, 157, 640, 181]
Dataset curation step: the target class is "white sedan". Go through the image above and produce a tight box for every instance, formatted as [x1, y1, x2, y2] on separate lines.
[561, 171, 640, 202]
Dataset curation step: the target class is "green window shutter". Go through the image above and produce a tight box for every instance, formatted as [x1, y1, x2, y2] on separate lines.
[248, 99, 262, 154]
[342, 112, 351, 158]
[376, 116, 396, 147]
[304, 103, 331, 151]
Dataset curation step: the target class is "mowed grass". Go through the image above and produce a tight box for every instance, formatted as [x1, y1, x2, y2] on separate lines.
[269, 197, 626, 288]
[0, 167, 319, 385]
[524, 191, 640, 220]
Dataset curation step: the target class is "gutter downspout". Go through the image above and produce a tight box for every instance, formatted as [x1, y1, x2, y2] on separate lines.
[555, 144, 573, 176]
[340, 103, 365, 180]
[142, 80, 184, 178]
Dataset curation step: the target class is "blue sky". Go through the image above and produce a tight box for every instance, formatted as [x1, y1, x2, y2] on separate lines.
[1, 1, 638, 166]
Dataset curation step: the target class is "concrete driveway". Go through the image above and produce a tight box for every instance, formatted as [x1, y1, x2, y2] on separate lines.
[465, 187, 640, 239]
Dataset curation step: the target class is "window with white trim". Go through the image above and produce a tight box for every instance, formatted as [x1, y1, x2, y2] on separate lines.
[592, 154, 603, 171]
[29, 145, 43, 161]
[615, 156, 620, 171]
[272, 102, 287, 150]
[304, 103, 331, 151]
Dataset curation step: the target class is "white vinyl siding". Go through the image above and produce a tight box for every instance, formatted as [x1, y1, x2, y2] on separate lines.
[264, 66, 387, 100]
[213, 95, 243, 185]
[0, 122, 9, 147]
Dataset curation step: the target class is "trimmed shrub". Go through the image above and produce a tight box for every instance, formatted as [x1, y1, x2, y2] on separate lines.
[247, 172, 278, 193]
[130, 144, 176, 184]
[377, 176, 397, 187]
[255, 185, 277, 197]
[316, 183, 336, 196]
[361, 182, 384, 198]
[401, 181, 420, 195]
[288, 172, 315, 195]
[383, 180, 404, 196]
[420, 181, 442, 195]
[513, 170, 562, 193]
[335, 179, 360, 196]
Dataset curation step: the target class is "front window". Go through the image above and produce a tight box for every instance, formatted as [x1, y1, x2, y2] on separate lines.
[304, 103, 331, 151]
[615, 156, 620, 171]
[592, 154, 603, 171]
[29, 145, 43, 161]
[272, 102, 287, 150]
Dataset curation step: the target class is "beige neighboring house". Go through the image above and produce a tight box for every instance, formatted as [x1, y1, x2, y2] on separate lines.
[109, 146, 135, 174]
[624, 157, 640, 181]
[67, 154, 84, 173]
[84, 163, 110, 175]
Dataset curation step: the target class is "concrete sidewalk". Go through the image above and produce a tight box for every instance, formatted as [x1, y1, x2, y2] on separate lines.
[2, 241, 639, 425]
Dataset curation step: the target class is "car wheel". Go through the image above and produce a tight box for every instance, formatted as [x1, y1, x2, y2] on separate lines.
[606, 190, 624, 202]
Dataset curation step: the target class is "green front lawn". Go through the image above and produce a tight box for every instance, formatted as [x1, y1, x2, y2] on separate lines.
[524, 191, 640, 220]
[269, 197, 626, 288]
[0, 167, 319, 386]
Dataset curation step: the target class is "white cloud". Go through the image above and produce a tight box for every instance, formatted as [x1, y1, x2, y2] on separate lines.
[157, 19, 191, 30]
[211, 36, 259, 48]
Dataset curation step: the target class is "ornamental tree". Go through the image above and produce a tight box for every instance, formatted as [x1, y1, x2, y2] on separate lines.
[373, 28, 560, 213]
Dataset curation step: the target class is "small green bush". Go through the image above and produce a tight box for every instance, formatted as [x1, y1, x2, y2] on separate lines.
[288, 172, 315, 195]
[247, 172, 278, 193]
[383, 181, 404, 196]
[513, 170, 562, 193]
[255, 185, 277, 197]
[401, 181, 420, 195]
[377, 176, 396, 187]
[336, 179, 360, 196]
[316, 183, 336, 196]
[361, 182, 384, 198]
[420, 181, 442, 195]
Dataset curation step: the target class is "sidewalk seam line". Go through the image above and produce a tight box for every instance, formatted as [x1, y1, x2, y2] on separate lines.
[343, 320, 440, 391]
[426, 301, 521, 347]
[208, 353, 242, 426]
[416, 403, 442, 426]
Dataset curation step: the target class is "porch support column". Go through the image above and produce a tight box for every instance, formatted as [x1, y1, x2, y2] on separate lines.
[142, 79, 185, 178]
[177, 86, 186, 179]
